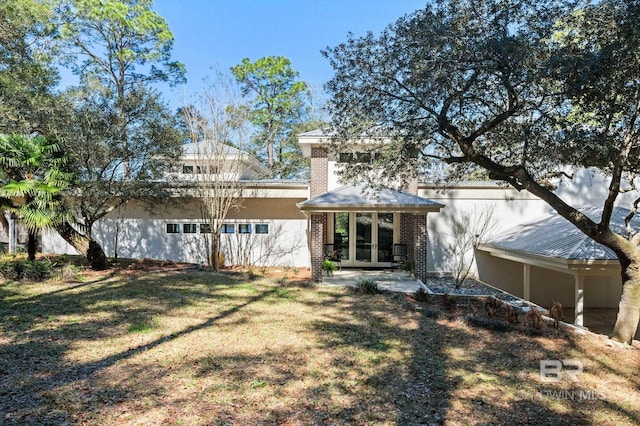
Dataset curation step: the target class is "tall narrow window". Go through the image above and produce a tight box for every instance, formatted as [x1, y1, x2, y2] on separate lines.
[334, 213, 350, 261]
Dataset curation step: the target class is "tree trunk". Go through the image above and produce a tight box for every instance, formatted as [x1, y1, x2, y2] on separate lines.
[55, 222, 109, 270]
[27, 231, 37, 261]
[611, 256, 640, 344]
[210, 233, 220, 271]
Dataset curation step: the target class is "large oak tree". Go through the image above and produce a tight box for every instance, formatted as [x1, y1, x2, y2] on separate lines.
[324, 0, 640, 343]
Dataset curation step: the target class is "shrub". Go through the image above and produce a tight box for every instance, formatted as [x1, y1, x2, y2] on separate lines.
[21, 260, 53, 281]
[443, 294, 457, 312]
[1, 260, 53, 281]
[353, 278, 379, 295]
[0, 262, 23, 280]
[403, 260, 415, 275]
[415, 287, 429, 302]
[465, 315, 514, 332]
[59, 263, 84, 282]
[421, 307, 441, 319]
[322, 259, 337, 275]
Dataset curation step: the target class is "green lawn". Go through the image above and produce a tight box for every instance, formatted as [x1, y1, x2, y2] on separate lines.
[0, 265, 638, 425]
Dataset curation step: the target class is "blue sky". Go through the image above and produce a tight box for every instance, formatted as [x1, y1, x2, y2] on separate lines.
[153, 0, 427, 110]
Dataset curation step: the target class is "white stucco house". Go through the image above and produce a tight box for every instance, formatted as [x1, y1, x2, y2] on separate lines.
[15, 130, 636, 327]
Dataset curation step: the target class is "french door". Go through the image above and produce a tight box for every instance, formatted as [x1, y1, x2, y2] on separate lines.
[332, 212, 396, 267]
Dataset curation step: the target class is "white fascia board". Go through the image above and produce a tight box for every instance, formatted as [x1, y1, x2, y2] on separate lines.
[478, 245, 620, 275]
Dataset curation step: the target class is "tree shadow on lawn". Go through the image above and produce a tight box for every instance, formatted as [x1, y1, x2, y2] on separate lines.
[300, 290, 632, 425]
[0, 269, 274, 424]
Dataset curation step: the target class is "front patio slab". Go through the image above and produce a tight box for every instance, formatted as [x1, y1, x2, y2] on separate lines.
[320, 269, 421, 293]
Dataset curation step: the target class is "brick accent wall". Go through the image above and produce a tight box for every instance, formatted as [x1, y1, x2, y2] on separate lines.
[414, 214, 429, 282]
[311, 213, 326, 282]
[310, 147, 328, 197]
[399, 213, 415, 262]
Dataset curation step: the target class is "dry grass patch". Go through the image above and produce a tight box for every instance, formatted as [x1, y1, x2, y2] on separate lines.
[0, 266, 639, 425]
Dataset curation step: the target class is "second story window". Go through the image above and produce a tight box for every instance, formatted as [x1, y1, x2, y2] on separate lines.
[338, 152, 378, 164]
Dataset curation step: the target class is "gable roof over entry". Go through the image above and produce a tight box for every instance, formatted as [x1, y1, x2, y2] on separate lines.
[297, 184, 444, 213]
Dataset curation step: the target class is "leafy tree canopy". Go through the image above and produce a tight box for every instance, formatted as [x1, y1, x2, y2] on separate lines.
[324, 0, 640, 343]
[0, 0, 60, 134]
[231, 56, 310, 179]
[60, 0, 185, 90]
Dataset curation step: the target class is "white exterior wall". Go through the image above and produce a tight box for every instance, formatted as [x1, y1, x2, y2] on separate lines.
[41, 229, 81, 255]
[475, 251, 622, 309]
[42, 218, 309, 268]
[419, 184, 551, 275]
[92, 218, 309, 267]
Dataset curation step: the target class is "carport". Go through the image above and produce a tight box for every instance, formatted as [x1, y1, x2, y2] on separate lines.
[477, 208, 629, 327]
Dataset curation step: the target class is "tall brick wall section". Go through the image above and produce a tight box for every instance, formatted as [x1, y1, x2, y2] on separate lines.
[310, 147, 328, 197]
[399, 213, 415, 262]
[400, 178, 418, 266]
[414, 214, 429, 282]
[311, 213, 326, 282]
[310, 148, 329, 281]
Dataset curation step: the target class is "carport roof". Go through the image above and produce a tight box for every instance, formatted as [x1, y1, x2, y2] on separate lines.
[297, 184, 444, 213]
[480, 207, 637, 262]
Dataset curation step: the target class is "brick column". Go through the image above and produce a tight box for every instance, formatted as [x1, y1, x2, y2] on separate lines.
[399, 213, 415, 262]
[310, 147, 328, 197]
[311, 213, 326, 282]
[309, 148, 329, 281]
[414, 213, 429, 282]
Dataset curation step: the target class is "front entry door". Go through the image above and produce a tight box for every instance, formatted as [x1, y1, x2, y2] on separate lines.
[332, 212, 396, 267]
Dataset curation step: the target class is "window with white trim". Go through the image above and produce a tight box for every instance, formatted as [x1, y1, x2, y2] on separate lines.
[221, 224, 235, 234]
[166, 223, 180, 234]
[183, 223, 197, 234]
[255, 224, 269, 234]
[238, 224, 252, 234]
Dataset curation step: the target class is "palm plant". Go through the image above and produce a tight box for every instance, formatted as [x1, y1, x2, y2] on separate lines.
[0, 134, 72, 260]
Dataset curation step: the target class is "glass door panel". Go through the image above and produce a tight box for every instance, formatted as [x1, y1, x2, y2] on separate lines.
[355, 213, 372, 263]
[377, 213, 394, 263]
[333, 212, 349, 261]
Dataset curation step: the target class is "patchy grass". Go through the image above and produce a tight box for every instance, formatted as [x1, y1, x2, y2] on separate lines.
[0, 266, 639, 425]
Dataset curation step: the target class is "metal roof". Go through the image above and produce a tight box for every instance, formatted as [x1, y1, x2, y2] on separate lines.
[483, 207, 638, 261]
[297, 184, 444, 213]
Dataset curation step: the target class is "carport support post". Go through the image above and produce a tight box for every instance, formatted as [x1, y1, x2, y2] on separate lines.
[574, 275, 584, 327]
[523, 264, 531, 300]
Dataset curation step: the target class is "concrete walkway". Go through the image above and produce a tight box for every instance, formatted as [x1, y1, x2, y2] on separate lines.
[320, 269, 421, 293]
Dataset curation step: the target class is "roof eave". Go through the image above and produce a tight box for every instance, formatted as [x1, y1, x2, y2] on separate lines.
[478, 244, 620, 274]
[296, 203, 443, 214]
